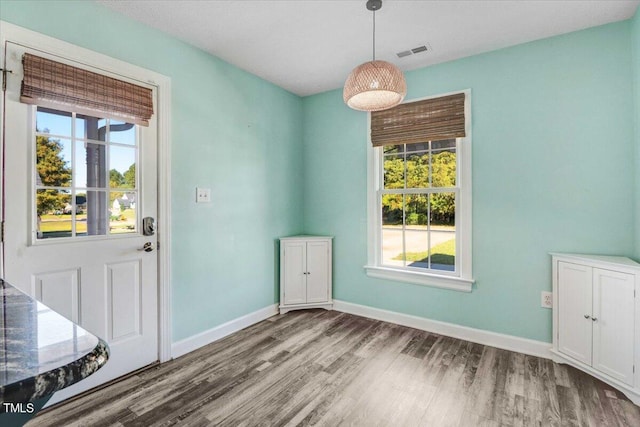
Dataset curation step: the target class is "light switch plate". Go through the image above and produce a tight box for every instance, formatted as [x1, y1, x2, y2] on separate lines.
[196, 187, 211, 203]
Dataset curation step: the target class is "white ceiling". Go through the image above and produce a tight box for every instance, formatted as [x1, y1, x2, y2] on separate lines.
[97, 0, 640, 97]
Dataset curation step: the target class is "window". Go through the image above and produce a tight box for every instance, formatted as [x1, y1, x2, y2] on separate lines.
[35, 107, 139, 240]
[365, 90, 473, 291]
[19, 52, 153, 242]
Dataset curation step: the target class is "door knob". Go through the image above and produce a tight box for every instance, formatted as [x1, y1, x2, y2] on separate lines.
[138, 242, 154, 252]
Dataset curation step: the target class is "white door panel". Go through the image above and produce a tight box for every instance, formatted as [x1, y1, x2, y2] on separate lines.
[1, 41, 158, 405]
[107, 260, 142, 342]
[33, 269, 81, 323]
[592, 268, 635, 385]
[557, 261, 593, 365]
[283, 241, 306, 305]
[306, 241, 329, 303]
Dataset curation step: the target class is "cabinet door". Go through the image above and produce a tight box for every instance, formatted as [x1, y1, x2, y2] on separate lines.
[592, 268, 635, 385]
[306, 241, 330, 303]
[557, 261, 593, 365]
[282, 241, 307, 305]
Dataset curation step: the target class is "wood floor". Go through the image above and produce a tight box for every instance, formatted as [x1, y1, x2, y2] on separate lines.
[29, 309, 640, 426]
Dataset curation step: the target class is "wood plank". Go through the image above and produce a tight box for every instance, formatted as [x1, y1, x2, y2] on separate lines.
[565, 363, 612, 427]
[27, 310, 640, 427]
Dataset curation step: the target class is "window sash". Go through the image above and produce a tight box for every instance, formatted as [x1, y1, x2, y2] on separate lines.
[377, 189, 460, 275]
[379, 187, 459, 195]
[378, 143, 460, 275]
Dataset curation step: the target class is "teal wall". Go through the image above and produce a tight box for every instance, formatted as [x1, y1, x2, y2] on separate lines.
[1, 1, 638, 346]
[303, 22, 635, 342]
[0, 0, 304, 341]
[633, 7, 640, 261]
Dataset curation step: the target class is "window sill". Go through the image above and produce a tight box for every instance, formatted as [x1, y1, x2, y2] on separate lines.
[364, 265, 474, 292]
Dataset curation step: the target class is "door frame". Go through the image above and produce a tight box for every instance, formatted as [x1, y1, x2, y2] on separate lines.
[0, 21, 173, 363]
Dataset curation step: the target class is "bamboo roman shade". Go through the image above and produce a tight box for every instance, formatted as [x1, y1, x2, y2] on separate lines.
[370, 93, 466, 147]
[20, 53, 154, 126]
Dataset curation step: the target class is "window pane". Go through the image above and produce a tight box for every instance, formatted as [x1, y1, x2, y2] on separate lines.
[406, 142, 429, 153]
[110, 191, 137, 235]
[36, 137, 72, 188]
[75, 193, 88, 235]
[37, 107, 71, 136]
[401, 194, 430, 269]
[429, 192, 456, 271]
[381, 195, 405, 267]
[406, 151, 430, 189]
[383, 144, 404, 154]
[109, 121, 136, 145]
[110, 146, 136, 189]
[431, 139, 456, 150]
[75, 141, 107, 188]
[76, 114, 107, 141]
[383, 154, 404, 189]
[83, 190, 108, 236]
[431, 148, 456, 188]
[36, 190, 72, 239]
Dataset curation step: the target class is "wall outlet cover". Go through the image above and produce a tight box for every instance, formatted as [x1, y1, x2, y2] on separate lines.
[196, 187, 211, 203]
[541, 291, 553, 308]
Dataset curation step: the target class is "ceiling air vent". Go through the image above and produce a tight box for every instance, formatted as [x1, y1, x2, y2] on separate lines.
[396, 43, 432, 58]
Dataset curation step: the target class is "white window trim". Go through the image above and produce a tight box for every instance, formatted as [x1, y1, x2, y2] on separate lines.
[364, 89, 474, 292]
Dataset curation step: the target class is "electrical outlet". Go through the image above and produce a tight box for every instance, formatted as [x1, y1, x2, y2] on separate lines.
[541, 291, 553, 308]
[196, 187, 211, 203]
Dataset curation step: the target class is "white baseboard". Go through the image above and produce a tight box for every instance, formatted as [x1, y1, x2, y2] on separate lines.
[170, 300, 551, 360]
[171, 303, 279, 358]
[333, 300, 552, 359]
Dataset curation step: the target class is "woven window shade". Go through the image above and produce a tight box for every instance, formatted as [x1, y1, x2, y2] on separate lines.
[20, 53, 154, 126]
[370, 93, 466, 147]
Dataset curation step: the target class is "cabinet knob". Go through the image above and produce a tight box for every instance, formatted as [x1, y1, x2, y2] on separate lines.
[584, 314, 590, 319]
[592, 317, 598, 322]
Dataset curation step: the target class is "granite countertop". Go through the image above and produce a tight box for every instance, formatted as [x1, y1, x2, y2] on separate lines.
[0, 279, 109, 404]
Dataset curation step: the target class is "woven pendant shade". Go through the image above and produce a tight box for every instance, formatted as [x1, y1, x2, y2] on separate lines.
[343, 60, 407, 112]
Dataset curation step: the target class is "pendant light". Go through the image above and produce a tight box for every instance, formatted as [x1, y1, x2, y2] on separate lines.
[343, 0, 407, 112]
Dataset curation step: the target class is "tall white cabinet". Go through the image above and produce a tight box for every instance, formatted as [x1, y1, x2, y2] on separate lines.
[551, 253, 640, 405]
[279, 236, 333, 314]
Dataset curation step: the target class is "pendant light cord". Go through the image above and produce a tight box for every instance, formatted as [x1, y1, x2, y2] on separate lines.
[372, 9, 376, 61]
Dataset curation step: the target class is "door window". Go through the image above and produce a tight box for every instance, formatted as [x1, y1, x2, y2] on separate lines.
[35, 107, 139, 240]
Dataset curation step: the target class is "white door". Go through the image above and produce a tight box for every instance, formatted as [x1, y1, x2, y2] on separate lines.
[306, 241, 329, 303]
[557, 261, 593, 365]
[592, 267, 635, 385]
[282, 241, 306, 305]
[1, 42, 158, 404]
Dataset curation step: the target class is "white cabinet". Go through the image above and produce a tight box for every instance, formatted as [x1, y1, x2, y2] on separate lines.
[279, 236, 333, 314]
[552, 253, 640, 404]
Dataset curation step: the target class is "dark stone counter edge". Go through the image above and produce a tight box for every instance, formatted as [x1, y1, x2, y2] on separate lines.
[0, 338, 109, 405]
